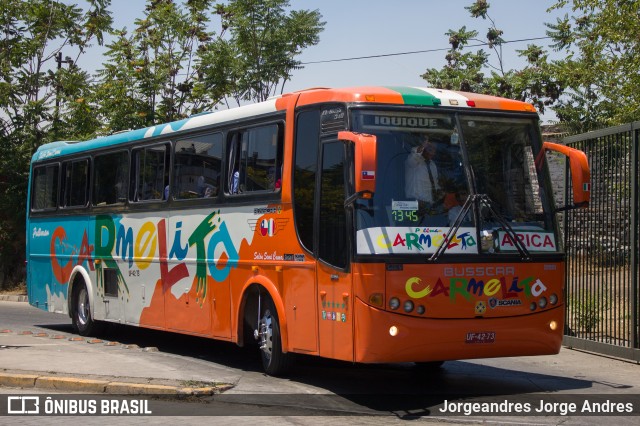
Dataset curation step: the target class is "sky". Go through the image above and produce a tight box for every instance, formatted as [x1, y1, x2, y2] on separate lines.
[80, 0, 572, 118]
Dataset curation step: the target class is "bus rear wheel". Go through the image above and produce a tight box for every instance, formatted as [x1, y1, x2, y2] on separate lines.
[72, 283, 100, 336]
[414, 361, 445, 371]
[257, 297, 291, 376]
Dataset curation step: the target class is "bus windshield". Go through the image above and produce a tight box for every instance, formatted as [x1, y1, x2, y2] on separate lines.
[352, 110, 557, 256]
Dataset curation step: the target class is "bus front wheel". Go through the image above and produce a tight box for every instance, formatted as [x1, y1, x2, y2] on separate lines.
[72, 283, 99, 336]
[257, 297, 291, 376]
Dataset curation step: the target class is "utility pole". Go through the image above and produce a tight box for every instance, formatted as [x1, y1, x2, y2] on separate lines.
[54, 52, 74, 137]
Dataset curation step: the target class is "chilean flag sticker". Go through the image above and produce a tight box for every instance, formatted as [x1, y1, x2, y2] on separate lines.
[260, 218, 275, 237]
[362, 171, 375, 180]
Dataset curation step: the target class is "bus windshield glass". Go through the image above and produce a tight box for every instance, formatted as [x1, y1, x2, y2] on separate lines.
[352, 110, 557, 256]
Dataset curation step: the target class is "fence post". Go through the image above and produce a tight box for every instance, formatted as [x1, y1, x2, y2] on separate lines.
[631, 123, 639, 350]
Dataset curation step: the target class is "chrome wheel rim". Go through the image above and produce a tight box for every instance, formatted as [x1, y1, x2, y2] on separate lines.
[77, 287, 90, 326]
[258, 309, 274, 361]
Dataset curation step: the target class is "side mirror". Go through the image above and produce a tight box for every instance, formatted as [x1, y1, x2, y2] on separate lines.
[536, 141, 590, 208]
[338, 131, 377, 196]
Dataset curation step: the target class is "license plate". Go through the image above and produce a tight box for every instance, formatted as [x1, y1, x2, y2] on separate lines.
[465, 331, 496, 344]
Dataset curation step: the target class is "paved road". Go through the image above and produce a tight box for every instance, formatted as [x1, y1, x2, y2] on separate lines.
[1, 300, 639, 425]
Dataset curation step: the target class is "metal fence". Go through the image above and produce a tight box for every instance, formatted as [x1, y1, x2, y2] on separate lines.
[562, 122, 639, 362]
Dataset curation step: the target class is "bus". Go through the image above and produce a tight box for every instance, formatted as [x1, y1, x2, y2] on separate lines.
[26, 86, 590, 375]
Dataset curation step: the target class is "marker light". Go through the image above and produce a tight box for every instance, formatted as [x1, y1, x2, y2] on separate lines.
[369, 293, 383, 308]
[538, 297, 548, 309]
[403, 300, 415, 313]
[549, 321, 558, 331]
[389, 297, 400, 310]
[389, 326, 398, 337]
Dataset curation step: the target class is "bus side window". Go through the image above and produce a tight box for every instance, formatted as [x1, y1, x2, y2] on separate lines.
[227, 123, 282, 194]
[31, 164, 59, 211]
[173, 133, 222, 200]
[62, 159, 89, 208]
[92, 151, 129, 206]
[131, 144, 169, 202]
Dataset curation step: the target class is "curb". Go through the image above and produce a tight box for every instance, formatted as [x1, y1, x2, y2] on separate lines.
[0, 295, 28, 302]
[0, 372, 232, 396]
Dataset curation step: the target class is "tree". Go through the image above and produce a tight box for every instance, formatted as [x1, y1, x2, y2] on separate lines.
[95, 0, 324, 129]
[423, 0, 640, 133]
[546, 0, 640, 132]
[94, 0, 218, 132]
[421, 0, 562, 116]
[202, 0, 325, 105]
[0, 0, 112, 287]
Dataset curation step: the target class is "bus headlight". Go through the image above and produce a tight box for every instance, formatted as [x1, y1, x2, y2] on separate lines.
[549, 293, 558, 305]
[538, 297, 548, 309]
[416, 305, 426, 315]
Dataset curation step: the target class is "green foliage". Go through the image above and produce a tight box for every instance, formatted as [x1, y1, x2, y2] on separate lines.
[421, 1, 562, 115]
[0, 0, 324, 285]
[94, 0, 217, 132]
[546, 0, 640, 132]
[205, 0, 325, 105]
[94, 0, 324, 128]
[570, 292, 601, 333]
[423, 0, 640, 133]
[0, 0, 112, 286]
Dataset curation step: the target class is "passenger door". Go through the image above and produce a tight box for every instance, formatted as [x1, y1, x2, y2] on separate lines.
[316, 141, 354, 361]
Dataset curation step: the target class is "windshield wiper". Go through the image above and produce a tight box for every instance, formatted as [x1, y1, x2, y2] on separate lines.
[429, 194, 474, 261]
[429, 194, 531, 261]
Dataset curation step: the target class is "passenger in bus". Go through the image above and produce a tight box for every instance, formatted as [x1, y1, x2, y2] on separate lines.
[444, 190, 471, 225]
[197, 176, 216, 198]
[405, 136, 443, 214]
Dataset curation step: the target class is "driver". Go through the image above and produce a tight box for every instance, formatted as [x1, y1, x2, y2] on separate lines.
[405, 135, 443, 214]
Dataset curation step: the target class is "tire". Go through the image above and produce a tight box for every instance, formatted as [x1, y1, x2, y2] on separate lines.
[257, 297, 292, 376]
[414, 361, 445, 371]
[72, 283, 100, 336]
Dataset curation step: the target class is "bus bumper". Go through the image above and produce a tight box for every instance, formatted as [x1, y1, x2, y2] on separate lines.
[353, 297, 564, 363]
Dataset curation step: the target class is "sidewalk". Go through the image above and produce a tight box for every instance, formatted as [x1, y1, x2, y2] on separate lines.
[0, 296, 236, 395]
[0, 328, 233, 395]
[0, 294, 28, 303]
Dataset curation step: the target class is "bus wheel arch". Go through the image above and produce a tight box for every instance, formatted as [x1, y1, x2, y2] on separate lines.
[68, 267, 101, 336]
[237, 280, 292, 376]
[67, 266, 94, 319]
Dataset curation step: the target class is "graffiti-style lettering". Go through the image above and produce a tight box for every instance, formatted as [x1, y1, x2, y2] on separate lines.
[134, 221, 157, 270]
[188, 210, 221, 300]
[405, 277, 432, 299]
[484, 278, 501, 296]
[404, 274, 548, 304]
[531, 279, 547, 297]
[51, 227, 73, 284]
[431, 278, 449, 298]
[207, 222, 240, 281]
[450, 278, 471, 302]
[77, 231, 95, 272]
[157, 219, 189, 293]
[95, 215, 129, 297]
[169, 221, 188, 261]
[116, 226, 134, 267]
[393, 234, 406, 247]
